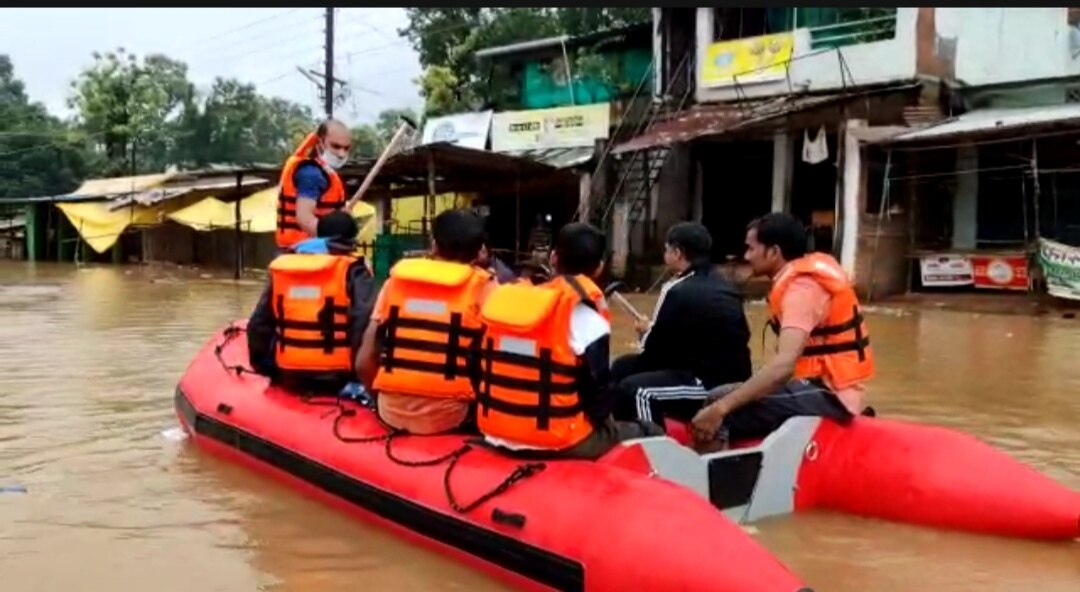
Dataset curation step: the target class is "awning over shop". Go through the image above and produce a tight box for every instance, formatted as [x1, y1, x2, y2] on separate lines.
[872, 104, 1080, 146]
[55, 202, 169, 254]
[72, 172, 177, 196]
[166, 187, 376, 234]
[612, 82, 920, 154]
[502, 146, 595, 169]
[357, 143, 577, 198]
[108, 175, 272, 210]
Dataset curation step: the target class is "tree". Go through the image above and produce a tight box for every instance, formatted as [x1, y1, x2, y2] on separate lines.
[68, 48, 190, 175]
[351, 124, 383, 159]
[0, 55, 97, 199]
[400, 8, 650, 116]
[374, 107, 420, 145]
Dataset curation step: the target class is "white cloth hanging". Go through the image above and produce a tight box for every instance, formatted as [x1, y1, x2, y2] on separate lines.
[802, 125, 829, 165]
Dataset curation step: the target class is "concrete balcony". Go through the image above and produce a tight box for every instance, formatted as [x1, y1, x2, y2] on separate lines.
[692, 7, 919, 103]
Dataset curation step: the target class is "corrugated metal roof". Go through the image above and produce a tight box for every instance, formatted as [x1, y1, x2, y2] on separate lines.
[613, 82, 920, 154]
[611, 93, 855, 154]
[73, 172, 177, 197]
[107, 175, 273, 210]
[880, 104, 1080, 145]
[475, 23, 651, 61]
[503, 146, 594, 169]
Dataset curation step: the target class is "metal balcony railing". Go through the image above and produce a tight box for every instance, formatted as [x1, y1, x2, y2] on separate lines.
[805, 13, 897, 50]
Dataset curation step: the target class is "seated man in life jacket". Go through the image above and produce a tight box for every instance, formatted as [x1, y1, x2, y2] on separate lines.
[689, 213, 873, 451]
[355, 208, 495, 435]
[475, 222, 664, 460]
[247, 211, 376, 392]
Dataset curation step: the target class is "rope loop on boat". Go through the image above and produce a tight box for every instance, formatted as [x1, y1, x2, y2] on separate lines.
[331, 407, 397, 444]
[385, 434, 472, 468]
[214, 324, 256, 377]
[443, 451, 546, 515]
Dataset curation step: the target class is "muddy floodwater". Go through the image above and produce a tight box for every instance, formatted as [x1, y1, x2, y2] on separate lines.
[1, 261, 1077, 592]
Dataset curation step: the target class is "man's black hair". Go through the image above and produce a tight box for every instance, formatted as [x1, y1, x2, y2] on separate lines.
[554, 222, 606, 276]
[747, 212, 808, 261]
[317, 210, 359, 241]
[433, 208, 485, 263]
[665, 221, 713, 266]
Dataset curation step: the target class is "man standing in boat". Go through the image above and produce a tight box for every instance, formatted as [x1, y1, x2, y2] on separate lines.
[690, 213, 873, 449]
[275, 119, 353, 251]
[355, 209, 495, 435]
[475, 222, 664, 459]
[248, 211, 376, 391]
[609, 222, 753, 430]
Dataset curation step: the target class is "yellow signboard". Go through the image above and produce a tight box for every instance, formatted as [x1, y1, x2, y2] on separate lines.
[701, 32, 795, 88]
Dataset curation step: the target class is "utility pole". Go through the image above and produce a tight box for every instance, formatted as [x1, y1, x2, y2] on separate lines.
[324, 7, 334, 118]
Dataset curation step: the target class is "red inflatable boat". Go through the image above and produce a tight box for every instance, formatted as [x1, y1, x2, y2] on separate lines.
[177, 323, 1078, 590]
[175, 324, 811, 592]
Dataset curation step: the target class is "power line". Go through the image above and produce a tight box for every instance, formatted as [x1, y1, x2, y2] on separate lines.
[341, 18, 475, 59]
[325, 7, 335, 118]
[163, 8, 305, 55]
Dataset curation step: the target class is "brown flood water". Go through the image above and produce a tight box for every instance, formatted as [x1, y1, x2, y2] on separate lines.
[0, 261, 1077, 592]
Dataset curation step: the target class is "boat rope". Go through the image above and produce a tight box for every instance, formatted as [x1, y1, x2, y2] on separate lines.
[329, 405, 471, 466]
[331, 406, 396, 444]
[442, 450, 546, 515]
[385, 434, 472, 468]
[215, 324, 256, 376]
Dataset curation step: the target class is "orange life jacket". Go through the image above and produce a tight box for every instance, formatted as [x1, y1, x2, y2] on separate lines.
[476, 274, 607, 450]
[372, 258, 491, 400]
[547, 274, 612, 323]
[766, 252, 875, 391]
[269, 253, 358, 373]
[275, 133, 347, 248]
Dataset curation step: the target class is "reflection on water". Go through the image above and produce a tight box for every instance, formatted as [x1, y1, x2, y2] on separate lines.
[0, 262, 1076, 591]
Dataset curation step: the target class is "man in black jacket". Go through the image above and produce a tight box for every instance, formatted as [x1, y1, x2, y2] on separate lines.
[611, 222, 753, 429]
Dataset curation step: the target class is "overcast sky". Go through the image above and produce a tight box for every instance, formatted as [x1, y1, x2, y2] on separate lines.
[0, 7, 423, 126]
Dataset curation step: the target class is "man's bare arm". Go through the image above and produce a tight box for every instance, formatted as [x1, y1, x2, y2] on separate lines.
[295, 199, 319, 237]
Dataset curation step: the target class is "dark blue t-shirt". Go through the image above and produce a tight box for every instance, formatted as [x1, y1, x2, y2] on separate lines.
[294, 162, 328, 201]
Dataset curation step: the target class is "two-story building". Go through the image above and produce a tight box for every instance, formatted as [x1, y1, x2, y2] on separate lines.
[605, 7, 1080, 303]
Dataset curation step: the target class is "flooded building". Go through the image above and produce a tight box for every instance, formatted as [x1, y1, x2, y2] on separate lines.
[603, 8, 1080, 304]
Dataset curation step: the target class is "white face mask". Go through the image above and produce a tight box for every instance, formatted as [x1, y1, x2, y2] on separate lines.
[320, 148, 347, 170]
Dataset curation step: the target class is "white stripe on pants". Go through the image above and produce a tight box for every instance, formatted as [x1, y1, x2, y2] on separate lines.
[634, 380, 707, 424]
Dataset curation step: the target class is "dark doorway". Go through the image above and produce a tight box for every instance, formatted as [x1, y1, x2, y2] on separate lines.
[698, 140, 774, 261]
[790, 129, 839, 253]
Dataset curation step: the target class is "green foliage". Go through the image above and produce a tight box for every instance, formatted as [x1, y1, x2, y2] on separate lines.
[0, 55, 97, 198]
[401, 8, 649, 116]
[1, 47, 422, 200]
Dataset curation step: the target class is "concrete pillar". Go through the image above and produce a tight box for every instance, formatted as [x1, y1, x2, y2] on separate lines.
[952, 143, 978, 250]
[611, 202, 630, 278]
[578, 171, 592, 220]
[771, 132, 792, 213]
[694, 8, 714, 102]
[839, 120, 866, 277]
[24, 204, 38, 262]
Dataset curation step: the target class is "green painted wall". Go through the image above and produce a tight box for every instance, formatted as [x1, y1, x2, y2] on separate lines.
[521, 47, 653, 109]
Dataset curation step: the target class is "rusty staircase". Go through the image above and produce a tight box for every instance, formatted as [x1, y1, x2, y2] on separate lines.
[586, 49, 696, 244]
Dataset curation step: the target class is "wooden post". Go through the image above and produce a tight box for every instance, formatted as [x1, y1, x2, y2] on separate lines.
[234, 171, 243, 280]
[424, 150, 436, 239]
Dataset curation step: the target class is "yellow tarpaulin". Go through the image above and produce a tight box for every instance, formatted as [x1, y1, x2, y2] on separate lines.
[167, 186, 377, 236]
[55, 202, 167, 254]
[391, 193, 473, 231]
